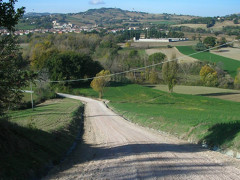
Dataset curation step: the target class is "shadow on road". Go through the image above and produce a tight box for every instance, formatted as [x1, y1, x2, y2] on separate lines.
[44, 120, 225, 179]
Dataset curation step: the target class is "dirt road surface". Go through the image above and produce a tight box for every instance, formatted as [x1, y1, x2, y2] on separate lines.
[44, 93, 240, 180]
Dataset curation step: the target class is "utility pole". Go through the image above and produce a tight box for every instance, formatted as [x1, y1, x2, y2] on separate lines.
[30, 82, 34, 111]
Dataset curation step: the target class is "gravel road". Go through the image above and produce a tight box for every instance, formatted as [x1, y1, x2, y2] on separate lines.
[44, 93, 240, 180]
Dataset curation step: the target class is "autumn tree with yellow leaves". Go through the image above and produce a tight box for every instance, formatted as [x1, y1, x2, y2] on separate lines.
[200, 65, 218, 87]
[234, 68, 240, 89]
[90, 70, 111, 99]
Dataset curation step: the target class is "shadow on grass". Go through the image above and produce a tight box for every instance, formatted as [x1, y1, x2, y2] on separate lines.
[200, 121, 240, 148]
[0, 106, 84, 180]
[198, 92, 240, 97]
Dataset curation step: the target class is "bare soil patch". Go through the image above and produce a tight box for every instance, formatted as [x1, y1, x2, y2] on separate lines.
[130, 41, 198, 48]
[145, 47, 198, 63]
[211, 47, 240, 61]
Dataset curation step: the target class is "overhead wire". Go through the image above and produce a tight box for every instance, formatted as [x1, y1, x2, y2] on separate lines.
[36, 39, 239, 83]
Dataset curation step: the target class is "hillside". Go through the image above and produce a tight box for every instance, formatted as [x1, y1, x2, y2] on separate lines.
[66, 8, 194, 27]
[16, 8, 240, 31]
[17, 8, 195, 29]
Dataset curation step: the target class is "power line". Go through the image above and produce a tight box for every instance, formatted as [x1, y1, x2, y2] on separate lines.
[38, 40, 239, 83]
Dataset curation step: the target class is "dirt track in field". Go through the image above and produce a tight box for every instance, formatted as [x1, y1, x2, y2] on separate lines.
[145, 47, 198, 64]
[44, 93, 240, 180]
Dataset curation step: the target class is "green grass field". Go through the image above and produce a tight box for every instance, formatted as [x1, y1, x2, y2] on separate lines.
[16, 22, 37, 30]
[74, 83, 240, 152]
[176, 46, 240, 77]
[0, 98, 83, 179]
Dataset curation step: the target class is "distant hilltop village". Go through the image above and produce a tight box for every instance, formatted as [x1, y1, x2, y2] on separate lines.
[0, 20, 101, 36]
[0, 20, 188, 42]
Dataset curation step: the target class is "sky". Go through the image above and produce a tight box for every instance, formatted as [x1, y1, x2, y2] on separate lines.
[15, 0, 240, 17]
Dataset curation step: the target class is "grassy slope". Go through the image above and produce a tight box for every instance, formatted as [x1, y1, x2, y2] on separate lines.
[0, 98, 83, 179]
[176, 46, 240, 77]
[74, 83, 240, 152]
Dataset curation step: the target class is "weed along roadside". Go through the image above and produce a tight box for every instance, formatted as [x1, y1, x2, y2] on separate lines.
[73, 83, 240, 159]
[0, 98, 84, 179]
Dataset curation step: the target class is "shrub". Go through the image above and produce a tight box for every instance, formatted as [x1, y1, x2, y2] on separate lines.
[194, 42, 207, 51]
[200, 65, 218, 87]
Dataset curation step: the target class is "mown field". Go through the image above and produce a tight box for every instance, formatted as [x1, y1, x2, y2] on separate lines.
[152, 85, 240, 102]
[0, 98, 83, 179]
[177, 46, 240, 77]
[73, 83, 240, 153]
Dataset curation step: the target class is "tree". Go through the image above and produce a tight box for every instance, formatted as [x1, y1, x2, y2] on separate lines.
[148, 52, 166, 69]
[30, 40, 59, 70]
[148, 69, 158, 84]
[0, 1, 33, 115]
[194, 42, 207, 51]
[162, 58, 178, 93]
[90, 70, 111, 99]
[203, 36, 217, 48]
[234, 68, 240, 89]
[217, 37, 227, 47]
[200, 65, 218, 87]
[47, 52, 103, 86]
[233, 18, 239, 24]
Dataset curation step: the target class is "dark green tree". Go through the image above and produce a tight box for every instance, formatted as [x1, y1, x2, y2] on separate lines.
[194, 42, 207, 51]
[0, 0, 33, 115]
[162, 57, 178, 93]
[203, 36, 217, 48]
[148, 52, 166, 69]
[47, 52, 103, 86]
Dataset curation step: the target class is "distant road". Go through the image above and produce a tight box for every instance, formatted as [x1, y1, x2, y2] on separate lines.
[45, 93, 240, 179]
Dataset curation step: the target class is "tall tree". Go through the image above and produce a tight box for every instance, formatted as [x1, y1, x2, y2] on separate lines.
[0, 0, 32, 115]
[162, 55, 178, 93]
[234, 68, 240, 89]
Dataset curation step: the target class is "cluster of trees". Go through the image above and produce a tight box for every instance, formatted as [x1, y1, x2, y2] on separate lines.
[194, 36, 228, 52]
[222, 26, 240, 36]
[171, 26, 210, 34]
[183, 17, 216, 28]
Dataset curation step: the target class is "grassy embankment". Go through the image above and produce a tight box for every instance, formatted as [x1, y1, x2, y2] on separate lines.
[74, 83, 240, 153]
[176, 46, 240, 77]
[0, 98, 83, 179]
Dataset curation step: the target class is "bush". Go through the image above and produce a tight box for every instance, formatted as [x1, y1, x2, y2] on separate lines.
[200, 65, 218, 87]
[194, 42, 207, 51]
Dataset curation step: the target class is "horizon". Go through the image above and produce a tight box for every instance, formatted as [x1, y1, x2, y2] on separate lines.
[15, 0, 240, 17]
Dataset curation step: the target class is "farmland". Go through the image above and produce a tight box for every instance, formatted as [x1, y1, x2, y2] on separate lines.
[211, 48, 240, 61]
[177, 46, 240, 77]
[145, 47, 198, 63]
[152, 85, 240, 102]
[130, 41, 198, 48]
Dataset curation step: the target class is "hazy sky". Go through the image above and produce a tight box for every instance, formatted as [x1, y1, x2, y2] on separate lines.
[15, 0, 240, 17]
